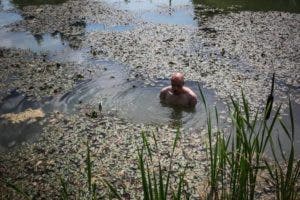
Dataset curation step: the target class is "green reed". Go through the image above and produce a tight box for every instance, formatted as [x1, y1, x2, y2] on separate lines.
[199, 77, 299, 200]
[3, 78, 299, 199]
[138, 130, 186, 200]
[58, 140, 122, 200]
[0, 179, 32, 200]
[265, 99, 300, 200]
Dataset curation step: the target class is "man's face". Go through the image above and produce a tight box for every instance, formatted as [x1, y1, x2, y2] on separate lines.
[171, 79, 184, 95]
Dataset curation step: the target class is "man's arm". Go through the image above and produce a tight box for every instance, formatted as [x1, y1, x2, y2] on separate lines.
[184, 87, 197, 107]
[160, 86, 170, 100]
[190, 95, 197, 107]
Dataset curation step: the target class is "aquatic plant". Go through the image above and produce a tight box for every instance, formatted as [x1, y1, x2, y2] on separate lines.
[2, 84, 299, 199]
[58, 141, 122, 200]
[199, 78, 299, 200]
[138, 130, 186, 200]
[265, 99, 300, 200]
[1, 179, 31, 200]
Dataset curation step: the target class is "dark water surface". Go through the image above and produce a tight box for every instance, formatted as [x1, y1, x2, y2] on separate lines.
[11, 0, 68, 8]
[0, 60, 225, 150]
[107, 0, 300, 26]
[0, 90, 50, 151]
[52, 60, 224, 128]
[195, 0, 300, 13]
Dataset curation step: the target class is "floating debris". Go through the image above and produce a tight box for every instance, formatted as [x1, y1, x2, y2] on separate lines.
[1, 108, 45, 123]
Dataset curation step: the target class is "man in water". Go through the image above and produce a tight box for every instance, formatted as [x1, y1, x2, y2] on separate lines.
[160, 72, 197, 107]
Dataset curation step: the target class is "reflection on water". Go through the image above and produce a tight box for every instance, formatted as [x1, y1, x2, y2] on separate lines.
[267, 101, 300, 158]
[0, 12, 21, 26]
[142, 10, 196, 25]
[113, 0, 300, 13]
[0, 0, 15, 11]
[193, 0, 300, 13]
[106, 0, 300, 26]
[108, 0, 192, 12]
[0, 31, 67, 52]
[0, 90, 51, 150]
[107, 0, 196, 25]
[11, 0, 68, 8]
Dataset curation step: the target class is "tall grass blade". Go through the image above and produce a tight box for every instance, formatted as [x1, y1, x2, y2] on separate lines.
[164, 128, 181, 199]
[279, 119, 292, 141]
[277, 136, 287, 162]
[1, 179, 31, 200]
[138, 148, 150, 200]
[174, 172, 184, 200]
[153, 170, 159, 200]
[60, 176, 69, 200]
[142, 131, 153, 161]
[197, 82, 207, 113]
[265, 73, 275, 120]
[261, 105, 281, 153]
[158, 162, 165, 199]
[241, 89, 250, 127]
[102, 179, 122, 200]
[146, 161, 154, 200]
[92, 183, 96, 200]
[86, 141, 92, 193]
[288, 97, 294, 140]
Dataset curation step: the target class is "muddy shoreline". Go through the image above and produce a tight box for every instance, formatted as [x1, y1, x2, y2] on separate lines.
[0, 0, 299, 199]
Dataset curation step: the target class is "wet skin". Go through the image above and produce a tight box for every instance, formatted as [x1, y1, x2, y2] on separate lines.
[160, 73, 197, 107]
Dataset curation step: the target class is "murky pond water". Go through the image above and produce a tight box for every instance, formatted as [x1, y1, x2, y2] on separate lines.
[0, 59, 224, 150]
[0, 0, 299, 155]
[195, 0, 300, 13]
[52, 60, 223, 128]
[107, 0, 300, 26]
[0, 90, 51, 150]
[10, 0, 68, 8]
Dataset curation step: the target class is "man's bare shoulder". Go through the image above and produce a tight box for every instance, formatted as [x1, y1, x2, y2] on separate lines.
[160, 86, 172, 93]
[183, 86, 197, 98]
[160, 86, 171, 99]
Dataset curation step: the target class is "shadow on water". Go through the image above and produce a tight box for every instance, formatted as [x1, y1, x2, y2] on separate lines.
[11, 0, 68, 8]
[0, 90, 52, 151]
[266, 101, 300, 158]
[193, 0, 300, 13]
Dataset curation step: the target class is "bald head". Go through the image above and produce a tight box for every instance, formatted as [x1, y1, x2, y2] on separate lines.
[171, 72, 184, 85]
[170, 72, 184, 94]
[160, 72, 197, 107]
